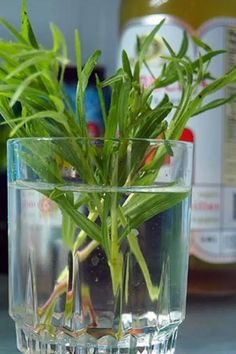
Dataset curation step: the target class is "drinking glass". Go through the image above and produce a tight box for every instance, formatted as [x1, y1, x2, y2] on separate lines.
[8, 137, 193, 354]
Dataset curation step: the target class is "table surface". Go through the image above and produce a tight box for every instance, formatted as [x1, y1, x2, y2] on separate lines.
[1, 275, 236, 354]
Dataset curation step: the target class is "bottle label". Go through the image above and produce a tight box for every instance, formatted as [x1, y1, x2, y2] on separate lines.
[21, 189, 62, 226]
[119, 15, 236, 263]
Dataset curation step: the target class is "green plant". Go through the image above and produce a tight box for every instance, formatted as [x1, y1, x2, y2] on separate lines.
[0, 124, 9, 168]
[2, 0, 236, 331]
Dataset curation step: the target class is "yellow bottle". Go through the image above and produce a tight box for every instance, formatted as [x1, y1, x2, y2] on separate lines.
[119, 0, 236, 296]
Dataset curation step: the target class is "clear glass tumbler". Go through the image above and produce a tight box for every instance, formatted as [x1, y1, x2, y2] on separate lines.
[8, 137, 193, 354]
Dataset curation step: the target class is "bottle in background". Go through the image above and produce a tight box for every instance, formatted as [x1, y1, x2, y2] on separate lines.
[118, 0, 236, 296]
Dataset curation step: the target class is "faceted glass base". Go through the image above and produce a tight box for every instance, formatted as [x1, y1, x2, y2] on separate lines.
[16, 323, 178, 354]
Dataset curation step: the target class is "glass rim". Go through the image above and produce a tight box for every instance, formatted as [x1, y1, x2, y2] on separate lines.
[7, 136, 193, 148]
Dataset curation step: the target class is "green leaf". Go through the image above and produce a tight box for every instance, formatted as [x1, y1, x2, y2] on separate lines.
[192, 50, 225, 70]
[18, 149, 62, 183]
[0, 48, 19, 69]
[50, 23, 68, 85]
[134, 95, 172, 138]
[75, 32, 101, 135]
[116, 80, 131, 137]
[75, 29, 82, 79]
[5, 53, 54, 81]
[0, 17, 28, 44]
[120, 190, 190, 242]
[162, 37, 176, 56]
[51, 192, 102, 243]
[122, 50, 133, 80]
[96, 74, 107, 126]
[163, 137, 174, 156]
[177, 31, 189, 58]
[101, 194, 111, 257]
[192, 35, 212, 52]
[127, 230, 159, 301]
[133, 61, 140, 82]
[50, 23, 67, 57]
[192, 93, 236, 117]
[51, 139, 97, 185]
[49, 95, 65, 113]
[104, 78, 122, 139]
[9, 71, 43, 107]
[9, 110, 71, 136]
[194, 51, 204, 90]
[21, 0, 39, 48]
[100, 70, 123, 87]
[0, 96, 18, 131]
[138, 19, 165, 66]
[81, 50, 101, 92]
[199, 66, 236, 97]
[146, 49, 225, 96]
[62, 201, 76, 249]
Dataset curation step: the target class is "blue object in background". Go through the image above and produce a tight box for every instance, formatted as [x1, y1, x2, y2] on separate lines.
[63, 66, 110, 137]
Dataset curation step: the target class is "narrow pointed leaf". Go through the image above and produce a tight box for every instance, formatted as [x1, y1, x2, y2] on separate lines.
[21, 0, 39, 48]
[122, 50, 133, 80]
[0, 17, 28, 44]
[139, 19, 165, 65]
[192, 93, 236, 117]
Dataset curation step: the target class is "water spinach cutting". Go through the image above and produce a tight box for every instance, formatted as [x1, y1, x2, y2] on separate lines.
[2, 0, 236, 336]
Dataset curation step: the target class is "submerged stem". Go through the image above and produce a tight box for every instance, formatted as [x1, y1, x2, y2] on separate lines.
[77, 240, 99, 262]
[118, 206, 159, 301]
[109, 189, 123, 295]
[73, 211, 99, 253]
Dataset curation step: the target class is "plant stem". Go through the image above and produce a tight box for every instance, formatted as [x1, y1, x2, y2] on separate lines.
[77, 240, 99, 262]
[118, 206, 159, 301]
[73, 211, 99, 253]
[109, 190, 123, 295]
[38, 278, 68, 319]
[38, 237, 99, 319]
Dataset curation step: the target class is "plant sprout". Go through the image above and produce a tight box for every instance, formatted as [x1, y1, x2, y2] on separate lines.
[2, 0, 236, 333]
